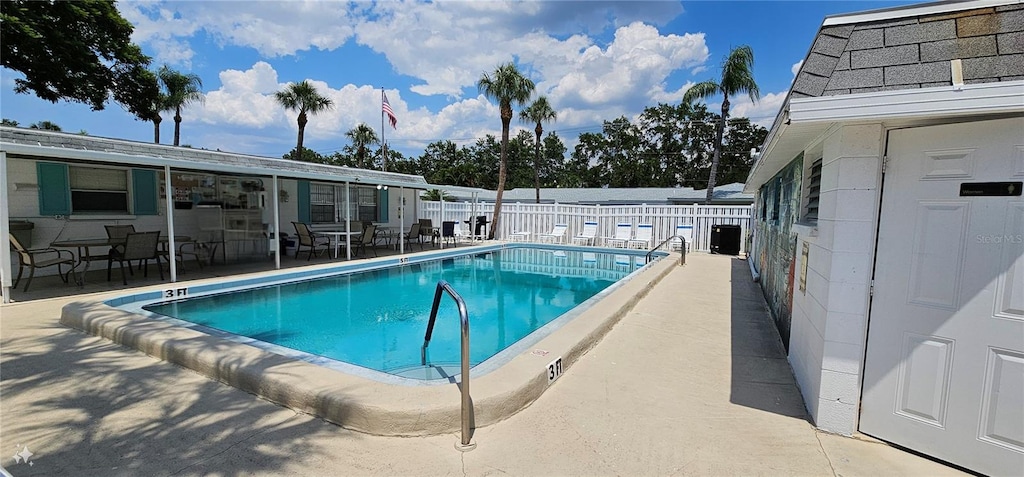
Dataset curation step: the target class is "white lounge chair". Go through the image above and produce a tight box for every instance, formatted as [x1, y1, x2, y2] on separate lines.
[571, 221, 598, 245]
[538, 224, 568, 244]
[628, 224, 654, 250]
[672, 224, 694, 252]
[508, 230, 531, 242]
[604, 222, 632, 248]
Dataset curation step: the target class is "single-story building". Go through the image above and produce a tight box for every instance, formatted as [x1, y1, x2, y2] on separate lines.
[445, 182, 754, 206]
[745, 1, 1023, 475]
[1, 126, 482, 302]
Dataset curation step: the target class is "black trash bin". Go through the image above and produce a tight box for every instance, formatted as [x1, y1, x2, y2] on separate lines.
[710, 224, 741, 255]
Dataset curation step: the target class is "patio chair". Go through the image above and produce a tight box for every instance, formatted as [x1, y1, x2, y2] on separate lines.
[351, 224, 378, 258]
[9, 233, 76, 292]
[453, 222, 472, 243]
[508, 230, 531, 242]
[628, 224, 654, 250]
[107, 231, 163, 285]
[537, 224, 568, 244]
[403, 222, 423, 250]
[604, 223, 633, 248]
[160, 238, 207, 272]
[441, 221, 458, 247]
[292, 222, 329, 261]
[672, 224, 694, 252]
[418, 219, 436, 246]
[571, 221, 598, 245]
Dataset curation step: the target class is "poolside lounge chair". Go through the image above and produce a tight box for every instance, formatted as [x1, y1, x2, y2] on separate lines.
[454, 222, 473, 243]
[537, 224, 568, 244]
[292, 222, 329, 260]
[672, 224, 694, 252]
[508, 230, 531, 242]
[107, 231, 163, 285]
[571, 221, 598, 245]
[351, 224, 378, 257]
[604, 223, 632, 248]
[628, 224, 654, 250]
[9, 233, 76, 292]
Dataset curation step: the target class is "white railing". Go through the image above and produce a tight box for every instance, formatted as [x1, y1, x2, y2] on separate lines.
[418, 200, 753, 252]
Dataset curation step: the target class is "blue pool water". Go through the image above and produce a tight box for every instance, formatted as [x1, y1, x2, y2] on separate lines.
[142, 247, 651, 380]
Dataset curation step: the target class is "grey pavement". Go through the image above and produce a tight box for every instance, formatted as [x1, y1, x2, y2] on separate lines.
[0, 253, 964, 476]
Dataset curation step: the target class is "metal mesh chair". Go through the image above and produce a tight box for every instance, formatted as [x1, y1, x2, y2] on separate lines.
[292, 222, 329, 260]
[351, 224, 378, 258]
[9, 233, 76, 292]
[107, 231, 163, 285]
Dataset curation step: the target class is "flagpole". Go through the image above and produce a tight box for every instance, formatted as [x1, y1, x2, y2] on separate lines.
[381, 87, 386, 171]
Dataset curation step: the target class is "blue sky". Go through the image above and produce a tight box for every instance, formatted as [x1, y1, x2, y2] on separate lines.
[0, 0, 912, 159]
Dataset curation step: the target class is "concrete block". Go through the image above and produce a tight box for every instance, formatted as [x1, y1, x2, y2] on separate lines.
[819, 369, 861, 403]
[830, 220, 875, 254]
[815, 397, 858, 435]
[793, 72, 829, 97]
[847, 29, 883, 50]
[807, 243, 832, 279]
[826, 68, 883, 90]
[836, 156, 882, 190]
[834, 189, 880, 222]
[803, 53, 840, 77]
[827, 251, 872, 285]
[816, 218, 836, 248]
[998, 31, 1024, 54]
[817, 188, 838, 222]
[884, 61, 952, 85]
[823, 311, 868, 345]
[826, 280, 869, 315]
[962, 53, 1024, 79]
[822, 341, 865, 375]
[812, 34, 849, 57]
[851, 44, 919, 68]
[920, 36, 998, 62]
[819, 159, 840, 193]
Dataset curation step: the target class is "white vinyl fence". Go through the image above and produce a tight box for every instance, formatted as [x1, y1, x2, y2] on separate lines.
[419, 200, 753, 252]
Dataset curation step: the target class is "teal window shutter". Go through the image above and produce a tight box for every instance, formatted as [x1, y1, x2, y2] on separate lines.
[297, 180, 311, 223]
[37, 162, 71, 216]
[132, 169, 159, 215]
[378, 189, 389, 222]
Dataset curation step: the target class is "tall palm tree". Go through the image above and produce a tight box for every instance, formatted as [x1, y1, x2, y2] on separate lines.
[478, 62, 535, 239]
[683, 45, 759, 204]
[519, 96, 557, 204]
[158, 65, 204, 147]
[275, 80, 334, 162]
[345, 123, 379, 169]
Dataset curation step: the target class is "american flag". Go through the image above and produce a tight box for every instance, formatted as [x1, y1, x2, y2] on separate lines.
[382, 92, 397, 129]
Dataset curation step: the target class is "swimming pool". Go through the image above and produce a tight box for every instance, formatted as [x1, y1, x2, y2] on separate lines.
[139, 247, 649, 382]
[61, 243, 675, 435]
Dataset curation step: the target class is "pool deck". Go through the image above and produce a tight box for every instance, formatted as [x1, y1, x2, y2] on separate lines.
[0, 252, 964, 476]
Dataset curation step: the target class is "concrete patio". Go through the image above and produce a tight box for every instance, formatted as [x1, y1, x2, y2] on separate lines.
[0, 252, 963, 476]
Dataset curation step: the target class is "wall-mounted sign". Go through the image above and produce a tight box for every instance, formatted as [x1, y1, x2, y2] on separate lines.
[799, 241, 809, 294]
[959, 182, 1022, 197]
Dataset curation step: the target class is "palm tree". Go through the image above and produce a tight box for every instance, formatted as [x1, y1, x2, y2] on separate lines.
[345, 123, 379, 169]
[683, 45, 759, 204]
[275, 81, 334, 162]
[519, 96, 557, 204]
[158, 65, 204, 146]
[478, 62, 535, 239]
[29, 120, 61, 131]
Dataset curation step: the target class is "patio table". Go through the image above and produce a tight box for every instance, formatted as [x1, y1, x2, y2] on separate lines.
[52, 235, 192, 285]
[313, 230, 359, 259]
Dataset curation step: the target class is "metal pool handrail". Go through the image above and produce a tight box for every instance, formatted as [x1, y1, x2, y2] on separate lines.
[421, 279, 475, 451]
[646, 235, 687, 266]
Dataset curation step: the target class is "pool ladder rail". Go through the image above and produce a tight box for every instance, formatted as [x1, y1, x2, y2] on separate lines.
[422, 279, 475, 451]
[646, 235, 687, 266]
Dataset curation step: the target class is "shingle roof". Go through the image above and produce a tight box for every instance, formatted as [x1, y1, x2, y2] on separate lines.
[446, 183, 753, 205]
[0, 126, 431, 188]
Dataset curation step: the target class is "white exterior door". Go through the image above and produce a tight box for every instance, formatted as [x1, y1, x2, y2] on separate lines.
[861, 117, 1024, 476]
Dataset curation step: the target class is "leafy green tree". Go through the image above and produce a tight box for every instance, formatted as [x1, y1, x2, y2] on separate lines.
[345, 124, 379, 169]
[29, 120, 61, 131]
[477, 63, 535, 238]
[519, 96, 557, 203]
[683, 45, 759, 203]
[282, 147, 325, 163]
[421, 189, 455, 202]
[1, 119, 19, 127]
[275, 81, 334, 161]
[717, 117, 768, 185]
[1, 0, 159, 121]
[158, 65, 204, 146]
[541, 132, 567, 187]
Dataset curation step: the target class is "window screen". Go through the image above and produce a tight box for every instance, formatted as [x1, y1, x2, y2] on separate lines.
[69, 166, 129, 213]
